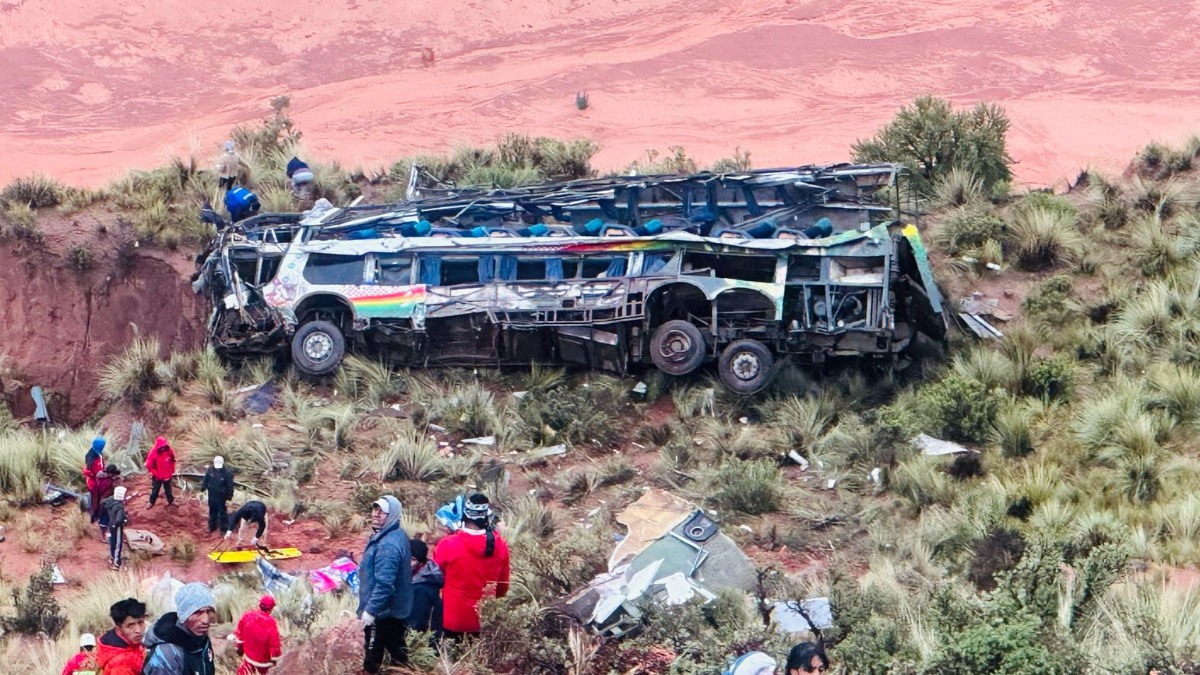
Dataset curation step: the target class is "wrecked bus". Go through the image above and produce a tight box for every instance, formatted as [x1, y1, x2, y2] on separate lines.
[195, 163, 945, 393]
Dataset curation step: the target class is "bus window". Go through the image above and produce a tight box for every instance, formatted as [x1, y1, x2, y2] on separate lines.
[581, 257, 627, 278]
[376, 255, 414, 285]
[303, 254, 366, 285]
[441, 258, 481, 285]
[516, 259, 547, 281]
[642, 253, 673, 275]
[681, 252, 774, 282]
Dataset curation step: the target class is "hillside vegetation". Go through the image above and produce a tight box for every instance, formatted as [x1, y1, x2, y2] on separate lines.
[4, 98, 1200, 674]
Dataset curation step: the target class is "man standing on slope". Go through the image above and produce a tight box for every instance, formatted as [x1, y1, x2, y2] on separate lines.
[432, 493, 511, 641]
[358, 495, 413, 674]
[200, 456, 234, 534]
[94, 597, 147, 675]
[226, 500, 269, 548]
[145, 436, 177, 508]
[143, 582, 217, 675]
[104, 486, 131, 570]
[232, 595, 282, 675]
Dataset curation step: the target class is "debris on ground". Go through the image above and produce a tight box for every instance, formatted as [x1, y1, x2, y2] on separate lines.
[243, 381, 280, 415]
[310, 557, 359, 594]
[566, 489, 758, 637]
[124, 529, 166, 555]
[912, 434, 976, 456]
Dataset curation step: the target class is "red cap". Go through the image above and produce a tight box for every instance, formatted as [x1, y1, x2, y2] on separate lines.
[259, 595, 276, 612]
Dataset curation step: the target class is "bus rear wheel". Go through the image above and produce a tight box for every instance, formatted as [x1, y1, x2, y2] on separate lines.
[291, 320, 346, 376]
[717, 339, 773, 394]
[650, 320, 706, 376]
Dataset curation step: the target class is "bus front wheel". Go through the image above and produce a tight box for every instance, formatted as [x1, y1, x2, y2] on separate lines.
[291, 320, 346, 376]
[717, 339, 773, 394]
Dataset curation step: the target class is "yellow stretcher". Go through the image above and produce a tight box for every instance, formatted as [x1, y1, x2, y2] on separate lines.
[208, 548, 302, 564]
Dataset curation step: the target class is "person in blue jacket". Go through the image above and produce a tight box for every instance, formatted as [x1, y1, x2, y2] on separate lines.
[357, 495, 413, 674]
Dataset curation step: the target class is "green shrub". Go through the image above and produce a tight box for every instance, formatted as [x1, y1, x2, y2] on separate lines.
[65, 242, 96, 271]
[1, 202, 43, 244]
[709, 458, 783, 515]
[98, 336, 163, 407]
[852, 95, 1012, 195]
[1013, 191, 1076, 221]
[933, 166, 985, 207]
[935, 203, 1009, 254]
[376, 423, 444, 481]
[992, 403, 1035, 457]
[919, 374, 1004, 443]
[1022, 356, 1075, 401]
[1, 174, 64, 208]
[517, 380, 622, 447]
[1011, 205, 1083, 269]
[2, 563, 67, 637]
[928, 615, 1077, 675]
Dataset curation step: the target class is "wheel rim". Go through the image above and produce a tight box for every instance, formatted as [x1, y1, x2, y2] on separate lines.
[730, 351, 761, 381]
[303, 332, 334, 362]
[658, 329, 695, 363]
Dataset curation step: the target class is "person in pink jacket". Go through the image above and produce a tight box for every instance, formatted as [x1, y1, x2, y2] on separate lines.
[144, 436, 177, 508]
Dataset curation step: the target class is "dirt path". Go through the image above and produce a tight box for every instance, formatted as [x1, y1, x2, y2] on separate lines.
[2, 0, 1200, 188]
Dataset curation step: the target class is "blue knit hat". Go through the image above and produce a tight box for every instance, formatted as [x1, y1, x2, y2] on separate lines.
[174, 583, 215, 625]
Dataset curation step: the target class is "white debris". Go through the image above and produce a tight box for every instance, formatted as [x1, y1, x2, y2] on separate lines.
[826, 478, 837, 490]
[428, 424, 448, 433]
[869, 467, 883, 484]
[464, 436, 496, 446]
[788, 451, 810, 469]
[912, 434, 974, 456]
[739, 416, 749, 425]
[512, 391, 528, 399]
[739, 524, 754, 533]
[632, 381, 648, 395]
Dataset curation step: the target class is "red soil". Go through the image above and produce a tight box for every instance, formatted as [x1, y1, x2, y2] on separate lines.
[3, 0, 1200, 188]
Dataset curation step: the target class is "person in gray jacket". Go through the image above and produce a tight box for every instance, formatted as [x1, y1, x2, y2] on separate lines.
[142, 582, 216, 675]
[357, 495, 413, 674]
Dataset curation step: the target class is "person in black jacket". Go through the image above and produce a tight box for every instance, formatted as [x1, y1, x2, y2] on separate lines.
[103, 486, 131, 570]
[225, 500, 269, 548]
[407, 539, 443, 639]
[199, 456, 234, 534]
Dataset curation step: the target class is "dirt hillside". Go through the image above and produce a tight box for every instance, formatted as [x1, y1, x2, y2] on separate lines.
[4, 0, 1200, 187]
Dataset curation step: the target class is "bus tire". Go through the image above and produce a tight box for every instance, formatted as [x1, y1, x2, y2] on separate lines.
[291, 320, 346, 376]
[650, 320, 706, 376]
[717, 339, 773, 394]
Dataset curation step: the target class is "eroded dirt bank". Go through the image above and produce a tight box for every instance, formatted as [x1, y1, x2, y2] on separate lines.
[0, 224, 205, 424]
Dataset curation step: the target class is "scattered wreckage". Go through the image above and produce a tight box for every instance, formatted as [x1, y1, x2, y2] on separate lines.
[194, 163, 946, 392]
[566, 489, 832, 637]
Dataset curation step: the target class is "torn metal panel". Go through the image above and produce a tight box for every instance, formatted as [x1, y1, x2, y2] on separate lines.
[958, 312, 1005, 339]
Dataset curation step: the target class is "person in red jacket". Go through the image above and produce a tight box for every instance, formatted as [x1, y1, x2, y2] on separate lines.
[94, 598, 147, 675]
[431, 493, 510, 640]
[60, 633, 97, 675]
[144, 436, 176, 508]
[233, 595, 283, 674]
[83, 437, 106, 523]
